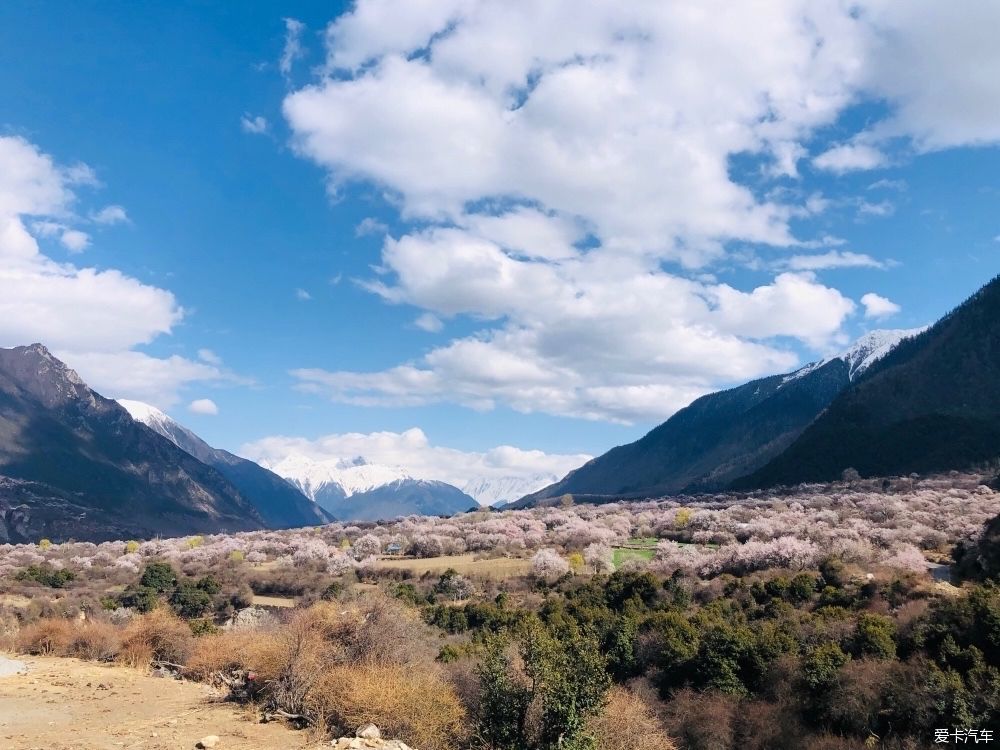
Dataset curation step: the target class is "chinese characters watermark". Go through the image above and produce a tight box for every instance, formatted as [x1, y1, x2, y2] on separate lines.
[935, 729, 994, 744]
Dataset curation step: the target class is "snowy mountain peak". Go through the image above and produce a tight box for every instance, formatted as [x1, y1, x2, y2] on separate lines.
[262, 453, 412, 500]
[782, 327, 923, 387]
[118, 399, 173, 428]
[462, 474, 560, 506]
[838, 327, 925, 380]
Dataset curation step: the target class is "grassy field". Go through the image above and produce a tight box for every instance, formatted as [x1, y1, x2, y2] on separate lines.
[612, 547, 656, 567]
[376, 553, 532, 579]
[612, 537, 658, 568]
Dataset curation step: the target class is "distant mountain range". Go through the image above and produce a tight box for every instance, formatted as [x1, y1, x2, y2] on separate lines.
[262, 454, 476, 521]
[461, 474, 560, 507]
[0, 344, 265, 542]
[515, 328, 923, 506]
[119, 400, 331, 529]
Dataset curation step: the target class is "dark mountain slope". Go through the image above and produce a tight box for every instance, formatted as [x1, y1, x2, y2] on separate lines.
[119, 400, 333, 529]
[513, 360, 848, 506]
[741, 275, 1000, 487]
[515, 330, 917, 507]
[0, 344, 265, 541]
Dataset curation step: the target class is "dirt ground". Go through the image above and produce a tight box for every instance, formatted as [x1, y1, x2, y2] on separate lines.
[0, 654, 321, 750]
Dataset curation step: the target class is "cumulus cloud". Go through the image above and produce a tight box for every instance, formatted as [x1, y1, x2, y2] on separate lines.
[293, 230, 854, 421]
[59, 228, 90, 252]
[279, 1, 1000, 422]
[295, 288, 312, 301]
[188, 398, 219, 415]
[240, 114, 269, 134]
[241, 427, 591, 490]
[861, 292, 901, 318]
[0, 135, 231, 407]
[813, 143, 888, 174]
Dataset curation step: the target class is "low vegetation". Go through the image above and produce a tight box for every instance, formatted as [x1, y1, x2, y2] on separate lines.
[1, 470, 999, 748]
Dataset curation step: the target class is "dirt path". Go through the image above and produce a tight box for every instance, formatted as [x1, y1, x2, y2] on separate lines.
[0, 654, 319, 750]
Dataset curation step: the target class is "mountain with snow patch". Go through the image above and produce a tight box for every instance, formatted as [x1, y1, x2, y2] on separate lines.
[119, 400, 331, 529]
[262, 454, 474, 521]
[515, 329, 920, 506]
[461, 474, 560, 506]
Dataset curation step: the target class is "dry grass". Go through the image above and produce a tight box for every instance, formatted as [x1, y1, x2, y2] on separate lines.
[251, 594, 296, 608]
[16, 617, 74, 655]
[119, 608, 193, 667]
[376, 553, 532, 578]
[306, 663, 467, 750]
[588, 685, 678, 750]
[11, 596, 466, 750]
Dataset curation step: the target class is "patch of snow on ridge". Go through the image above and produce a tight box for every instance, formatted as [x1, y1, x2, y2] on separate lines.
[839, 327, 926, 380]
[780, 327, 924, 387]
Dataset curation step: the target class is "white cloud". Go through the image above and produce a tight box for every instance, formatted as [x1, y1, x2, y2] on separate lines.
[867, 179, 906, 191]
[857, 200, 895, 217]
[295, 288, 312, 301]
[91, 204, 129, 225]
[284, 2, 875, 261]
[188, 398, 219, 415]
[66, 351, 230, 407]
[197, 348, 223, 366]
[280, 18, 306, 76]
[0, 135, 229, 407]
[413, 312, 443, 332]
[860, 292, 901, 318]
[355, 217, 388, 236]
[783, 251, 886, 271]
[279, 1, 1000, 423]
[862, 1, 1000, 151]
[59, 228, 90, 252]
[240, 114, 269, 134]
[813, 143, 888, 174]
[241, 427, 591, 490]
[294, 228, 854, 422]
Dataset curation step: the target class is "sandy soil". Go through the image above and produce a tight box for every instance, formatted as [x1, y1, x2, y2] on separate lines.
[0, 655, 320, 750]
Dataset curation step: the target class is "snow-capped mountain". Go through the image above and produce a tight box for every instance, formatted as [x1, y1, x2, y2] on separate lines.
[838, 328, 926, 380]
[261, 454, 475, 520]
[781, 328, 925, 386]
[118, 400, 330, 529]
[261, 454, 411, 500]
[462, 474, 560, 506]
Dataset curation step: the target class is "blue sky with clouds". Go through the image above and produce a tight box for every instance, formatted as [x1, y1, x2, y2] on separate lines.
[1, 1, 999, 481]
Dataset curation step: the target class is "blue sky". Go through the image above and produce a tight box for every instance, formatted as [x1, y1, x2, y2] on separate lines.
[1, 1, 999, 483]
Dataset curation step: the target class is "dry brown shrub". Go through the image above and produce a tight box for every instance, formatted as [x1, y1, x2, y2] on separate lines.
[67, 619, 121, 661]
[587, 685, 678, 750]
[184, 629, 285, 682]
[16, 617, 74, 655]
[305, 663, 467, 750]
[118, 608, 193, 667]
[661, 688, 737, 750]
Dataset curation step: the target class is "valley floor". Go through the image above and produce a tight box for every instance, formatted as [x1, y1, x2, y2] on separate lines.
[0, 655, 317, 750]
